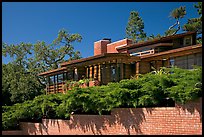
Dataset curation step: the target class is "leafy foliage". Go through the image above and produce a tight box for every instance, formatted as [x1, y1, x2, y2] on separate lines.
[165, 28, 178, 36]
[2, 29, 82, 105]
[183, 18, 202, 35]
[146, 34, 162, 41]
[183, 2, 202, 43]
[165, 66, 202, 103]
[170, 6, 186, 19]
[63, 78, 92, 90]
[2, 63, 44, 105]
[2, 67, 202, 130]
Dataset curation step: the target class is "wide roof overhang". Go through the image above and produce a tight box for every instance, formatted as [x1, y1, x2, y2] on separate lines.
[60, 53, 140, 67]
[116, 31, 196, 50]
[140, 44, 202, 61]
[39, 53, 140, 77]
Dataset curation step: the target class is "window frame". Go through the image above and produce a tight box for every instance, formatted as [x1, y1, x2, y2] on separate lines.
[183, 36, 192, 46]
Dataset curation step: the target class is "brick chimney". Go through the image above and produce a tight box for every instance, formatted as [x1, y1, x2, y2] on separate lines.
[94, 39, 111, 55]
[107, 38, 133, 53]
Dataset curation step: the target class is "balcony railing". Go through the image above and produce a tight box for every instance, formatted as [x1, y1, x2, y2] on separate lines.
[46, 80, 101, 94]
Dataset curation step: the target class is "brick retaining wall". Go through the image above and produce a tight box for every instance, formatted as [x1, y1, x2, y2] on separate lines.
[2, 97, 202, 135]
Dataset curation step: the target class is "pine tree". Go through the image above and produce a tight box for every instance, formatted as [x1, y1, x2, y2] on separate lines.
[126, 11, 146, 43]
[183, 2, 202, 43]
[165, 6, 186, 36]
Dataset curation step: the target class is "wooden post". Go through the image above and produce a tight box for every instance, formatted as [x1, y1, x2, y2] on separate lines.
[46, 76, 49, 94]
[136, 62, 140, 79]
[86, 67, 89, 79]
[54, 75, 56, 94]
[98, 64, 101, 82]
[94, 65, 98, 80]
[89, 66, 93, 79]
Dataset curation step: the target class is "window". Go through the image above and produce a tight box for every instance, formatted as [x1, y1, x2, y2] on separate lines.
[111, 65, 116, 82]
[184, 36, 192, 46]
[64, 72, 68, 80]
[117, 64, 121, 81]
[179, 38, 183, 45]
[170, 58, 175, 67]
[150, 61, 156, 71]
[112, 66, 116, 74]
[67, 71, 73, 80]
[58, 74, 64, 83]
[49, 76, 55, 85]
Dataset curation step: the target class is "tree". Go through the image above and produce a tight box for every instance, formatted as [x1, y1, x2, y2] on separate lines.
[2, 29, 82, 104]
[165, 6, 186, 36]
[2, 63, 44, 105]
[3, 29, 82, 85]
[183, 2, 202, 43]
[165, 28, 178, 36]
[2, 63, 12, 106]
[146, 34, 162, 41]
[126, 11, 146, 43]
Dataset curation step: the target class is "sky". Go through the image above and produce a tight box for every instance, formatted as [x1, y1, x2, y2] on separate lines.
[2, 2, 199, 64]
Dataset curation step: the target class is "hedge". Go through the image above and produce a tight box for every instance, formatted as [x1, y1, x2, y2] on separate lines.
[2, 66, 202, 130]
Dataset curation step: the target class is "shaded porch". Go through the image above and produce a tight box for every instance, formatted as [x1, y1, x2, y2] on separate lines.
[39, 53, 140, 94]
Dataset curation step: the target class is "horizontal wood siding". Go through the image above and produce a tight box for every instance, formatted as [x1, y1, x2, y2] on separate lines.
[139, 61, 150, 74]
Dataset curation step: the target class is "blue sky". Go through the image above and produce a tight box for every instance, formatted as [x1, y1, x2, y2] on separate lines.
[2, 2, 199, 64]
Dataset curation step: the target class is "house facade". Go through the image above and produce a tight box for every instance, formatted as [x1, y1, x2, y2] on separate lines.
[38, 31, 202, 94]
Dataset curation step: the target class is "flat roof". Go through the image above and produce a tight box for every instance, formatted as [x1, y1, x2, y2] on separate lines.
[116, 31, 196, 50]
[39, 53, 140, 76]
[38, 67, 67, 76]
[60, 53, 131, 67]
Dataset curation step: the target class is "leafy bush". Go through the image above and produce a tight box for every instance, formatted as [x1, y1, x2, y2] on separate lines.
[2, 66, 202, 130]
[166, 66, 202, 103]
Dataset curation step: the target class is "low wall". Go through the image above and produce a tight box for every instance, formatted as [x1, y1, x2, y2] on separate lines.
[2, 130, 23, 135]
[2, 98, 202, 135]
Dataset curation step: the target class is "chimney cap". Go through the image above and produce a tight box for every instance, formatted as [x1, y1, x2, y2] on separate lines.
[103, 38, 111, 42]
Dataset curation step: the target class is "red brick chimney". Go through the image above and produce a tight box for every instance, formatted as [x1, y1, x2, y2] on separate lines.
[94, 39, 111, 55]
[107, 38, 133, 53]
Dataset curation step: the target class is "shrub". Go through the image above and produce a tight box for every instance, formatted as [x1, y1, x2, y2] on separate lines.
[2, 66, 202, 130]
